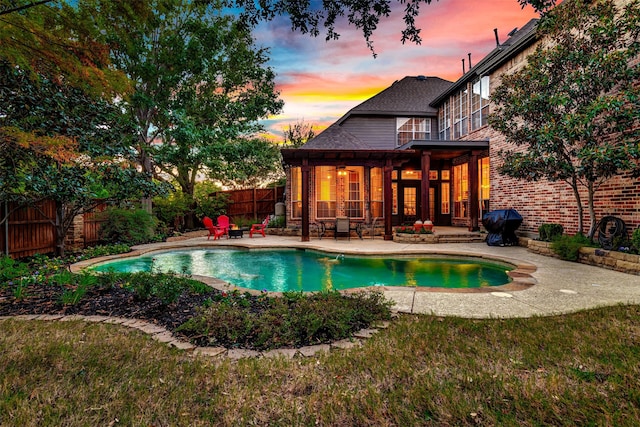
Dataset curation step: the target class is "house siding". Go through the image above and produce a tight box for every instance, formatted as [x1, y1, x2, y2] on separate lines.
[341, 116, 397, 149]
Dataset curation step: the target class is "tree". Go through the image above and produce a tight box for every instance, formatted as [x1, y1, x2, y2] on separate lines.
[205, 136, 283, 189]
[489, 0, 640, 236]
[0, 61, 166, 256]
[283, 120, 316, 148]
[0, 0, 129, 96]
[83, 0, 283, 208]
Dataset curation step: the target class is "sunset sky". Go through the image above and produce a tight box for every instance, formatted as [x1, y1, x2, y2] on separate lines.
[254, 0, 541, 141]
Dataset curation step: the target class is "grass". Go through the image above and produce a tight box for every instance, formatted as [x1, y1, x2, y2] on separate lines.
[2, 305, 640, 426]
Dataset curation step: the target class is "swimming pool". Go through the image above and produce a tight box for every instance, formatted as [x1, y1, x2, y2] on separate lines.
[91, 248, 514, 292]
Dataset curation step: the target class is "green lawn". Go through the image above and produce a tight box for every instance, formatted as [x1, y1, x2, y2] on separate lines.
[2, 305, 639, 426]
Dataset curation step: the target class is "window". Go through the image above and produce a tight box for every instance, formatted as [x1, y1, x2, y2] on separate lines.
[452, 88, 469, 138]
[400, 170, 422, 180]
[404, 187, 417, 216]
[397, 118, 430, 146]
[453, 163, 468, 218]
[315, 166, 364, 218]
[479, 157, 490, 214]
[441, 182, 450, 215]
[291, 167, 302, 218]
[315, 166, 336, 218]
[370, 167, 384, 218]
[344, 168, 364, 218]
[471, 76, 490, 130]
[438, 100, 451, 140]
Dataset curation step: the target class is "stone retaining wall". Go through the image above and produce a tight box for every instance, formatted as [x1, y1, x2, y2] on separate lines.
[526, 239, 640, 275]
[393, 233, 438, 244]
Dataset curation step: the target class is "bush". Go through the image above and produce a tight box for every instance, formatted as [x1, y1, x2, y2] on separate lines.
[551, 233, 593, 261]
[76, 244, 131, 261]
[177, 290, 393, 350]
[268, 216, 285, 228]
[99, 208, 157, 245]
[153, 192, 192, 230]
[538, 223, 564, 242]
[123, 271, 209, 305]
[631, 228, 640, 252]
[0, 256, 30, 285]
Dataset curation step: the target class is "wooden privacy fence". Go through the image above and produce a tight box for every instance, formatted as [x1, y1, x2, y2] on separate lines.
[214, 186, 284, 220]
[83, 203, 108, 247]
[1, 201, 107, 259]
[1, 201, 57, 259]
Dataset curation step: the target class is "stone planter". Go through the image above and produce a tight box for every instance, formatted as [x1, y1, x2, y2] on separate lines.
[393, 232, 438, 244]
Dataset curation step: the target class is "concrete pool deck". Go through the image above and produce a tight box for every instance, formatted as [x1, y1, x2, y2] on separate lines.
[99, 233, 640, 319]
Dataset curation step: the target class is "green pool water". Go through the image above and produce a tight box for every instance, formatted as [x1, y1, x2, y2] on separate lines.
[91, 248, 513, 292]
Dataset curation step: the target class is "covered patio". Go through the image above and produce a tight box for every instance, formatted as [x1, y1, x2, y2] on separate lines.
[281, 140, 489, 242]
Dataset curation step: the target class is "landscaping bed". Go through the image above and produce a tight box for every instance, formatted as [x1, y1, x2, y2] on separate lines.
[0, 251, 393, 351]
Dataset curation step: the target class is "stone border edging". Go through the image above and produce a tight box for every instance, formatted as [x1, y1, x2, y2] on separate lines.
[0, 314, 392, 360]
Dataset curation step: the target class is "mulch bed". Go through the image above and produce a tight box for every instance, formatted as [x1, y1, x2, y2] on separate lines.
[0, 283, 218, 339]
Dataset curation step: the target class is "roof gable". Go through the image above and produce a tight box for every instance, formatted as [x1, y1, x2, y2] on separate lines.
[339, 76, 453, 121]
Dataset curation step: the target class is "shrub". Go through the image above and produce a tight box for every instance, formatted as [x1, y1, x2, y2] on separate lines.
[76, 244, 131, 261]
[631, 228, 640, 252]
[178, 290, 393, 350]
[538, 223, 564, 242]
[194, 192, 229, 221]
[0, 256, 30, 285]
[551, 233, 593, 261]
[123, 271, 209, 305]
[99, 208, 157, 245]
[153, 192, 192, 230]
[268, 216, 285, 228]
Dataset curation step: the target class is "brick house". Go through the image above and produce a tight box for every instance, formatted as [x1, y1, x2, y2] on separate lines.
[281, 17, 640, 242]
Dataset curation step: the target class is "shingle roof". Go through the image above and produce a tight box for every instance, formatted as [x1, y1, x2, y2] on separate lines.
[301, 122, 372, 149]
[339, 76, 453, 121]
[301, 76, 452, 150]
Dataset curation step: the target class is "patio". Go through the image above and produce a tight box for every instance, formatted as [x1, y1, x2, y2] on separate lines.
[117, 233, 640, 319]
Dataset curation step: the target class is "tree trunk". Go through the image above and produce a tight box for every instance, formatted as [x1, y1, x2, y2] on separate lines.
[54, 202, 66, 257]
[570, 176, 584, 235]
[587, 181, 597, 239]
[178, 177, 197, 230]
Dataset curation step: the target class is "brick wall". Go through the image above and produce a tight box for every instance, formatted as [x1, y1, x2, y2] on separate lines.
[467, 38, 640, 236]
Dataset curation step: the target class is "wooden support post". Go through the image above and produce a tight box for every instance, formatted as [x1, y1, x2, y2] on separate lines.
[421, 151, 431, 221]
[301, 160, 310, 242]
[383, 159, 394, 240]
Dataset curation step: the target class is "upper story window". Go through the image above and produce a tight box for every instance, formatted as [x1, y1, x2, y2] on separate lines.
[471, 76, 490, 130]
[396, 118, 430, 146]
[453, 88, 469, 138]
[438, 100, 451, 140]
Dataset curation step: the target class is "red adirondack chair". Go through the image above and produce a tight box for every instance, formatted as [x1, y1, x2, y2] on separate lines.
[250, 216, 269, 238]
[203, 216, 225, 240]
[216, 215, 235, 237]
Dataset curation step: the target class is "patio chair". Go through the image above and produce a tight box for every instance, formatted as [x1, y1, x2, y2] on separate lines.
[335, 217, 350, 240]
[203, 216, 225, 240]
[216, 215, 235, 238]
[250, 216, 270, 238]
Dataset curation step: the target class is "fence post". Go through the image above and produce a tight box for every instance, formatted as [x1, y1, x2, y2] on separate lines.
[253, 188, 258, 221]
[2, 202, 8, 256]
